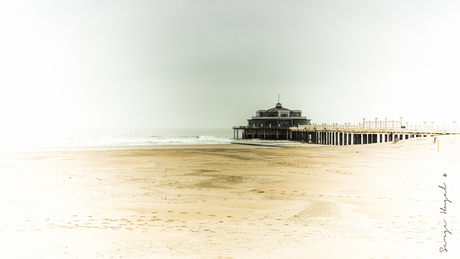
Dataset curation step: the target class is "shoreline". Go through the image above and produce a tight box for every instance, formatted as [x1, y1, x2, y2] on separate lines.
[1, 134, 455, 152]
[1, 136, 459, 258]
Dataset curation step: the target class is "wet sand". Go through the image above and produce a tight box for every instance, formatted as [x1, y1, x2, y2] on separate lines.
[0, 136, 459, 258]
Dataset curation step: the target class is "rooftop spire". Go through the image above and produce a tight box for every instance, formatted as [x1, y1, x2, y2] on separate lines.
[275, 94, 282, 108]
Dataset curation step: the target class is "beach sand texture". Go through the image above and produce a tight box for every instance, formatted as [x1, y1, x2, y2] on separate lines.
[0, 136, 459, 258]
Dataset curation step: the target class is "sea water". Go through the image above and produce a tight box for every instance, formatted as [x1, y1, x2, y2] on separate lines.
[0, 127, 299, 149]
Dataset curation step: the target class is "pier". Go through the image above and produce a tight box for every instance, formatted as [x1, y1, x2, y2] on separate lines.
[232, 99, 459, 144]
[234, 117, 459, 144]
[290, 118, 459, 145]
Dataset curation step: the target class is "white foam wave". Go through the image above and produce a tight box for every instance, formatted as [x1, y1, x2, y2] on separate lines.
[0, 128, 234, 149]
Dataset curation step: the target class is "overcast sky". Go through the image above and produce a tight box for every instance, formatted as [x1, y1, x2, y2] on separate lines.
[1, 0, 459, 134]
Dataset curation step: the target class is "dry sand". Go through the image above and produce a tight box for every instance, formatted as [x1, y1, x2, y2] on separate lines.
[0, 136, 459, 258]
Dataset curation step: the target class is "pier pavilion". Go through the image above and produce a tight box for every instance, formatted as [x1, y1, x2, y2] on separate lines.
[233, 102, 311, 140]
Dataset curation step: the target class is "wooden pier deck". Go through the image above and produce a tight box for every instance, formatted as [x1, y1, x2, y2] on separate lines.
[290, 118, 459, 145]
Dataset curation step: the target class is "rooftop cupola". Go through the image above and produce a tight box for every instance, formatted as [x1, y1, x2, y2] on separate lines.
[275, 103, 282, 109]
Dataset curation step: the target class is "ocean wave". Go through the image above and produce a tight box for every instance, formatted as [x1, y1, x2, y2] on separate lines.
[0, 128, 234, 148]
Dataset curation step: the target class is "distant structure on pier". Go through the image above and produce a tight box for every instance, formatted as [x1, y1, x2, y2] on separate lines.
[233, 101, 311, 140]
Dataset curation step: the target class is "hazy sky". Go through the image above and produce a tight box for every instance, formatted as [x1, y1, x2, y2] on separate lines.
[1, 0, 459, 133]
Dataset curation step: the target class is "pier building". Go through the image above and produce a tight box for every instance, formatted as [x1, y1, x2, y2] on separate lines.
[233, 102, 311, 140]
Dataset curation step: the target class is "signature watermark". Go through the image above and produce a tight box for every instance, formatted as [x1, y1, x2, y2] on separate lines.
[439, 175, 452, 253]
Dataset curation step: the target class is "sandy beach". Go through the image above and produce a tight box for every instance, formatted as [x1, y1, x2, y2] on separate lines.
[0, 136, 459, 258]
